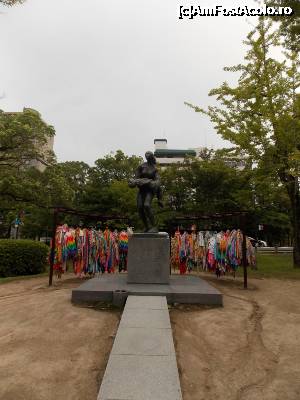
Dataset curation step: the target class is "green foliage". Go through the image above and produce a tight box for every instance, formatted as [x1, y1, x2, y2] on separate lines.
[0, 163, 76, 239]
[268, 0, 300, 51]
[0, 239, 49, 277]
[185, 18, 300, 266]
[79, 151, 141, 226]
[57, 161, 90, 207]
[0, 108, 57, 206]
[0, 109, 78, 238]
[0, 108, 292, 244]
[161, 158, 253, 215]
[186, 20, 300, 174]
[91, 150, 142, 186]
[0, 109, 64, 238]
[0, 108, 55, 168]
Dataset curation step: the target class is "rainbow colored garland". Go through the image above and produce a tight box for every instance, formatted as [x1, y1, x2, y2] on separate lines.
[53, 225, 129, 277]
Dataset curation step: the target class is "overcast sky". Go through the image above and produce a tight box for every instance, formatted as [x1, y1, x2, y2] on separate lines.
[0, 0, 258, 164]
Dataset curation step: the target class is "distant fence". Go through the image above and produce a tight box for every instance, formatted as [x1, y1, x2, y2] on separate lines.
[257, 247, 293, 254]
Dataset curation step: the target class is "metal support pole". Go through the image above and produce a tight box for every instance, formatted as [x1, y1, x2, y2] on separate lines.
[169, 232, 172, 276]
[240, 214, 248, 289]
[242, 230, 248, 289]
[49, 208, 58, 287]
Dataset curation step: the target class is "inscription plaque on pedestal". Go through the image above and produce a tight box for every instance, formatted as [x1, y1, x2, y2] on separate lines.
[127, 233, 170, 284]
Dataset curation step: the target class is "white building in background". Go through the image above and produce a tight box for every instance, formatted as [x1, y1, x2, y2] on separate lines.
[28, 135, 54, 172]
[154, 138, 201, 167]
[153, 138, 246, 170]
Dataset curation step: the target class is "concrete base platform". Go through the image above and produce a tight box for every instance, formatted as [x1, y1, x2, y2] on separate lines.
[72, 274, 223, 306]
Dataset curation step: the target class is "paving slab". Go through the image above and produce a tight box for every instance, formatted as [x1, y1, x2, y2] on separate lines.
[112, 327, 173, 356]
[98, 355, 182, 400]
[125, 295, 167, 309]
[120, 307, 171, 329]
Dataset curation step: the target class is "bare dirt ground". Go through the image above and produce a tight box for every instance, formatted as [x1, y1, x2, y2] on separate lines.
[171, 275, 300, 400]
[0, 274, 120, 400]
[0, 274, 299, 400]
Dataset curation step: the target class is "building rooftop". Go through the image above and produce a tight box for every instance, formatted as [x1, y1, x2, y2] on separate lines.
[154, 138, 167, 143]
[154, 149, 197, 158]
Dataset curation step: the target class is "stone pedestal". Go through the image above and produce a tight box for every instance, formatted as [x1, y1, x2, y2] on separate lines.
[127, 233, 170, 284]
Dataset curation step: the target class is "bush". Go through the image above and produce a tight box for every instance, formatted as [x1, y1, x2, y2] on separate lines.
[0, 239, 49, 278]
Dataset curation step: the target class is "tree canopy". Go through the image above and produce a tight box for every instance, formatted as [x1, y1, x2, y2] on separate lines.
[185, 18, 300, 266]
[0, 137, 292, 246]
[0, 109, 69, 238]
[269, 0, 300, 50]
[0, 108, 55, 168]
[0, 108, 56, 207]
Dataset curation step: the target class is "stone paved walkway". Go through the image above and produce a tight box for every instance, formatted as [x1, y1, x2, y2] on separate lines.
[97, 295, 182, 400]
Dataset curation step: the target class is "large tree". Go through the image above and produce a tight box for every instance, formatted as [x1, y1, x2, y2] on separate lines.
[0, 108, 55, 216]
[0, 109, 73, 238]
[160, 157, 256, 228]
[186, 18, 300, 267]
[90, 150, 141, 186]
[0, 108, 55, 206]
[0, 165, 75, 238]
[57, 161, 90, 208]
[0, 108, 55, 169]
[79, 151, 141, 227]
[16, 165, 76, 238]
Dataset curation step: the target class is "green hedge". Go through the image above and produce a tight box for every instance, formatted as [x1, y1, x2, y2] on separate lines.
[0, 240, 49, 278]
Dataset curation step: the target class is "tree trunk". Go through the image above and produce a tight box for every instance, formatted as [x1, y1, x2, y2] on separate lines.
[292, 191, 300, 268]
[286, 176, 300, 268]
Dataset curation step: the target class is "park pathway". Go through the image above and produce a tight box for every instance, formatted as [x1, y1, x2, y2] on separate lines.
[97, 295, 182, 400]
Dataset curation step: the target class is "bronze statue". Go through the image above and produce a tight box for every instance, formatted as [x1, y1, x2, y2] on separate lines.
[129, 151, 163, 233]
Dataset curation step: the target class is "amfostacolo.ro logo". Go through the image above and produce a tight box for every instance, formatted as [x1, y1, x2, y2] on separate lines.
[178, 4, 294, 19]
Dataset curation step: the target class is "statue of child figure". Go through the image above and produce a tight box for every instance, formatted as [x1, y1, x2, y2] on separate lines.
[129, 151, 163, 233]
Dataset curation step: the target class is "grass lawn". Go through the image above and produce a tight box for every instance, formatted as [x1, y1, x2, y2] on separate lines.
[237, 253, 300, 280]
[1, 255, 300, 284]
[0, 272, 48, 285]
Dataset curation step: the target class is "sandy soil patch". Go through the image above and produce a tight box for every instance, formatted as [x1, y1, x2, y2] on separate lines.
[171, 275, 300, 400]
[1, 274, 300, 400]
[0, 275, 120, 400]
